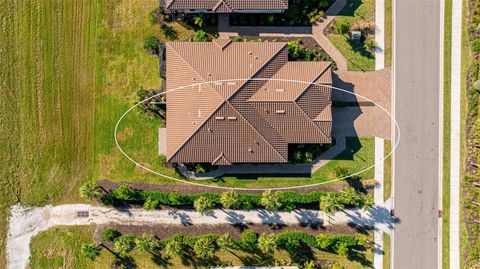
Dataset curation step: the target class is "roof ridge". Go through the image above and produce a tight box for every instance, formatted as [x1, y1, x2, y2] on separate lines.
[226, 101, 288, 162]
[213, 0, 232, 12]
[294, 62, 332, 101]
[294, 101, 330, 141]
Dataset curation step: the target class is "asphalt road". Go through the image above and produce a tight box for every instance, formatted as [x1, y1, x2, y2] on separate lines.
[393, 0, 441, 268]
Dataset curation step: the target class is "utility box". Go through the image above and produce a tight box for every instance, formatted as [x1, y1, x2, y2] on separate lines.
[351, 31, 362, 41]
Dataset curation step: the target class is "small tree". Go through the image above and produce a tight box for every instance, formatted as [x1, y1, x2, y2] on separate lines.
[335, 242, 349, 256]
[320, 193, 344, 223]
[194, 196, 214, 215]
[144, 36, 160, 54]
[79, 181, 101, 200]
[135, 234, 156, 253]
[193, 30, 208, 42]
[355, 234, 368, 246]
[257, 234, 277, 255]
[101, 228, 121, 242]
[114, 235, 136, 256]
[316, 234, 333, 250]
[340, 187, 359, 206]
[260, 190, 282, 211]
[81, 243, 101, 260]
[217, 233, 235, 251]
[143, 197, 159, 210]
[193, 13, 205, 27]
[193, 237, 216, 260]
[363, 38, 377, 53]
[336, 18, 351, 35]
[220, 190, 239, 209]
[168, 191, 183, 205]
[165, 236, 184, 257]
[334, 166, 349, 178]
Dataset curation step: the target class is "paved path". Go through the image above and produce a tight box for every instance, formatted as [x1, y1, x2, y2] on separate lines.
[374, 137, 385, 269]
[312, 0, 348, 71]
[393, 0, 442, 268]
[375, 0, 385, 70]
[7, 204, 393, 269]
[449, 0, 463, 268]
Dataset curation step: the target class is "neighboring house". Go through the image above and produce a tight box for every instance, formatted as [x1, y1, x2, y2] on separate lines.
[166, 39, 333, 165]
[161, 0, 288, 13]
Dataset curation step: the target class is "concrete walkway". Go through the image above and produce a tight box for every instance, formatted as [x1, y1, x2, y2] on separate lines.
[375, 0, 385, 70]
[7, 204, 393, 269]
[312, 0, 348, 71]
[449, 0, 463, 267]
[373, 137, 387, 269]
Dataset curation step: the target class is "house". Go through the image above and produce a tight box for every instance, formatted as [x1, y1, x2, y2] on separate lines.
[162, 0, 289, 14]
[165, 39, 333, 165]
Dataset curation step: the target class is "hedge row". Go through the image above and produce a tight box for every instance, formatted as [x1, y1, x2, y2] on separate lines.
[100, 184, 367, 211]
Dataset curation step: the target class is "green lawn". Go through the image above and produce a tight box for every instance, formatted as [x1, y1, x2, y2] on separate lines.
[442, 0, 452, 267]
[195, 137, 375, 189]
[383, 233, 390, 269]
[29, 226, 374, 269]
[328, 0, 375, 71]
[383, 140, 392, 202]
[384, 0, 392, 67]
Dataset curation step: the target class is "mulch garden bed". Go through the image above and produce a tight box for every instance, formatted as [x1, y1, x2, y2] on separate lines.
[94, 223, 369, 244]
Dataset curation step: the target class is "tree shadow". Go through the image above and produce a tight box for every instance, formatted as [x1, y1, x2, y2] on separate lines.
[294, 210, 325, 229]
[151, 253, 172, 267]
[338, 0, 363, 18]
[257, 210, 285, 229]
[168, 209, 193, 226]
[113, 255, 137, 269]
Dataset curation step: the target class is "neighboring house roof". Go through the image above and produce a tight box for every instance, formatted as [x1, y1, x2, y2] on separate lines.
[166, 40, 333, 164]
[165, 0, 289, 12]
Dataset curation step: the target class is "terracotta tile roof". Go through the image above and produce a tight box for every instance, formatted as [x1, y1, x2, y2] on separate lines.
[165, 0, 289, 12]
[166, 41, 333, 164]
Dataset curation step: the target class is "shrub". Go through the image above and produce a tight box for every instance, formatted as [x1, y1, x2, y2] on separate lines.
[336, 18, 351, 35]
[355, 234, 368, 246]
[474, 80, 480, 92]
[332, 264, 344, 269]
[320, 192, 344, 216]
[339, 187, 360, 206]
[168, 191, 183, 205]
[194, 196, 214, 215]
[303, 260, 316, 269]
[241, 230, 257, 250]
[260, 190, 282, 211]
[165, 235, 184, 257]
[334, 166, 349, 178]
[135, 234, 156, 252]
[193, 13, 205, 27]
[143, 197, 159, 210]
[217, 233, 236, 251]
[143, 36, 160, 54]
[193, 30, 208, 42]
[308, 10, 325, 24]
[335, 242, 349, 256]
[113, 184, 138, 201]
[81, 243, 101, 260]
[160, 24, 177, 40]
[220, 190, 240, 209]
[232, 36, 242, 42]
[101, 228, 121, 242]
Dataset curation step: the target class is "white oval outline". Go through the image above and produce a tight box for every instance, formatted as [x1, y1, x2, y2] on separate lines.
[114, 78, 400, 191]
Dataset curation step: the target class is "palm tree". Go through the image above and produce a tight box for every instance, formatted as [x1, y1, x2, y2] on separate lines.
[113, 235, 136, 256]
[193, 237, 216, 260]
[79, 181, 101, 200]
[217, 233, 235, 251]
[320, 193, 344, 224]
[257, 234, 277, 255]
[135, 233, 156, 253]
[81, 243, 101, 260]
[194, 196, 214, 215]
[220, 190, 239, 209]
[193, 13, 205, 27]
[165, 236, 184, 257]
[340, 187, 359, 206]
[360, 193, 375, 211]
[260, 190, 282, 211]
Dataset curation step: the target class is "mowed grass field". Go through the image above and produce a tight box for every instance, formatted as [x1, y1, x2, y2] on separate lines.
[0, 0, 98, 266]
[0, 0, 193, 266]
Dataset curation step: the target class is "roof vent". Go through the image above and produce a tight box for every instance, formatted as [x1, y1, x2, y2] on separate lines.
[227, 81, 236, 86]
[248, 148, 253, 153]
[276, 110, 286, 114]
[208, 127, 213, 133]
[264, 108, 269, 113]
[215, 116, 225, 120]
[254, 56, 258, 60]
[213, 82, 223, 86]
[227, 116, 237, 120]
[198, 110, 202, 118]
[248, 51, 252, 54]
[276, 88, 285, 92]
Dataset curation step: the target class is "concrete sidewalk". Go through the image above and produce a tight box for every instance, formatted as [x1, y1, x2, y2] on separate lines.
[375, 0, 385, 70]
[8, 204, 393, 269]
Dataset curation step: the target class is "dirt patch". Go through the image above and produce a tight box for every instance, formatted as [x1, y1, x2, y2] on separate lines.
[97, 179, 349, 194]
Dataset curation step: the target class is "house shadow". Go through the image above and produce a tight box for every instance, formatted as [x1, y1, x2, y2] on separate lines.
[337, 0, 363, 18]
